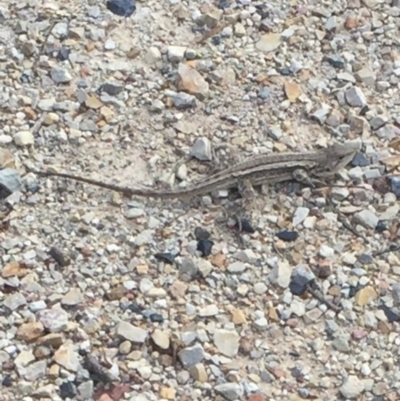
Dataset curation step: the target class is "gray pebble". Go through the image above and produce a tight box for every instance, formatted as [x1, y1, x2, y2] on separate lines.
[22, 360, 47, 381]
[0, 168, 21, 198]
[177, 370, 190, 384]
[353, 209, 379, 229]
[116, 321, 148, 343]
[4, 293, 26, 310]
[213, 329, 239, 357]
[214, 383, 243, 401]
[258, 87, 272, 99]
[392, 283, 400, 306]
[369, 115, 387, 130]
[173, 92, 197, 109]
[310, 108, 330, 124]
[345, 87, 366, 107]
[39, 309, 69, 332]
[50, 68, 72, 84]
[339, 375, 364, 399]
[227, 261, 247, 274]
[78, 381, 94, 399]
[190, 137, 212, 161]
[332, 335, 351, 352]
[178, 344, 204, 368]
[179, 257, 198, 281]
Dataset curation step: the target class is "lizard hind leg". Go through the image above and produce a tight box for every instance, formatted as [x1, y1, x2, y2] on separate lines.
[293, 168, 316, 188]
[239, 178, 267, 211]
[293, 168, 327, 188]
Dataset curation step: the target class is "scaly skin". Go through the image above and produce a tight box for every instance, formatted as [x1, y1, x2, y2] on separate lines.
[32, 141, 361, 199]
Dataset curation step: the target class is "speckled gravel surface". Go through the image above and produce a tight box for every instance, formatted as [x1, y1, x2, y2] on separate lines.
[2, 1, 400, 401]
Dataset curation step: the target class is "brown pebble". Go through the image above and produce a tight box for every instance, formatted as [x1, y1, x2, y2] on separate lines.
[239, 336, 254, 355]
[377, 321, 391, 334]
[17, 322, 44, 342]
[106, 285, 127, 301]
[2, 261, 28, 278]
[212, 253, 227, 269]
[231, 308, 247, 325]
[169, 280, 188, 299]
[246, 393, 266, 401]
[344, 16, 358, 29]
[159, 354, 173, 367]
[268, 307, 279, 322]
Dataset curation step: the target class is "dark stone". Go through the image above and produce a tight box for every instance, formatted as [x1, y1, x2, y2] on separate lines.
[194, 226, 211, 240]
[315, 264, 331, 279]
[106, 0, 136, 17]
[254, 5, 269, 19]
[375, 220, 387, 233]
[0, 185, 11, 200]
[74, 313, 83, 322]
[276, 229, 299, 242]
[379, 304, 400, 323]
[359, 105, 369, 116]
[49, 246, 70, 267]
[57, 47, 70, 61]
[160, 66, 170, 75]
[289, 265, 315, 296]
[60, 381, 76, 399]
[20, 72, 31, 83]
[2, 376, 12, 387]
[0, 306, 12, 317]
[235, 219, 255, 233]
[154, 252, 176, 264]
[149, 313, 164, 323]
[348, 285, 360, 298]
[98, 82, 125, 96]
[357, 253, 374, 265]
[280, 67, 292, 76]
[291, 367, 302, 378]
[197, 239, 213, 257]
[289, 281, 308, 296]
[127, 303, 142, 314]
[211, 36, 221, 45]
[322, 56, 345, 69]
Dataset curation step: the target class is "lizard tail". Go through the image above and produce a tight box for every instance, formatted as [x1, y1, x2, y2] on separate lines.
[33, 170, 185, 199]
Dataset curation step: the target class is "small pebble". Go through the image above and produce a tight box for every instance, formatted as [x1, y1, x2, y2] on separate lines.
[197, 239, 213, 257]
[276, 230, 299, 242]
[106, 0, 136, 17]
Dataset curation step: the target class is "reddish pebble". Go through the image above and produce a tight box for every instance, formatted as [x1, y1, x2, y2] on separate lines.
[247, 394, 266, 401]
[352, 329, 368, 340]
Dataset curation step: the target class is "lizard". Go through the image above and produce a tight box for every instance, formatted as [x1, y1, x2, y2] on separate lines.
[31, 141, 361, 200]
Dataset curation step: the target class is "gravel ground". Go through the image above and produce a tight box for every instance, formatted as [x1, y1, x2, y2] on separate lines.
[1, 0, 400, 400]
